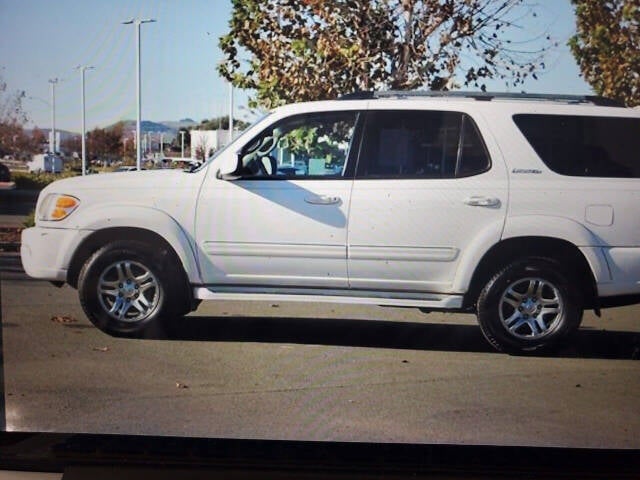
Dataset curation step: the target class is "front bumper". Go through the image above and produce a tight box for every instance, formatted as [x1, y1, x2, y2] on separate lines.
[21, 227, 92, 282]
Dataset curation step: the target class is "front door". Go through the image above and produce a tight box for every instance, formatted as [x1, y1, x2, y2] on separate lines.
[196, 110, 361, 289]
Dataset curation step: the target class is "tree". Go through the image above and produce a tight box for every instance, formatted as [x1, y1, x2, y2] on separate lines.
[170, 127, 191, 153]
[0, 121, 30, 158]
[61, 135, 82, 156]
[0, 70, 27, 126]
[569, 0, 640, 107]
[192, 134, 213, 162]
[0, 69, 29, 158]
[87, 122, 124, 161]
[196, 115, 250, 131]
[219, 0, 551, 108]
[31, 127, 47, 149]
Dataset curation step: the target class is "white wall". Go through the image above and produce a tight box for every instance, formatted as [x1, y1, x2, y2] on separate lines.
[189, 130, 233, 159]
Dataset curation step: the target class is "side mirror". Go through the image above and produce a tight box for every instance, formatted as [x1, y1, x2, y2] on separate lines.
[217, 152, 243, 180]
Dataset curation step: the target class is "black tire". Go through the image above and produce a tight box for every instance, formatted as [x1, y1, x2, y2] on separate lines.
[476, 257, 583, 353]
[78, 240, 187, 337]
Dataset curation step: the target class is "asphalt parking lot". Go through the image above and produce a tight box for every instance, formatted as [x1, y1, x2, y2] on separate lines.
[1, 253, 639, 448]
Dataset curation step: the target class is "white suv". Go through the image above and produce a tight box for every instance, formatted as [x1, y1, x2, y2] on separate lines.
[20, 92, 640, 353]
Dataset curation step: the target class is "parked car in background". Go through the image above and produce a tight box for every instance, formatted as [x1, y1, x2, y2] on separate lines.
[114, 166, 146, 172]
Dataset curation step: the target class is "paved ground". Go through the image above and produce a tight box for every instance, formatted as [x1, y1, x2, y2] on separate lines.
[1, 254, 639, 448]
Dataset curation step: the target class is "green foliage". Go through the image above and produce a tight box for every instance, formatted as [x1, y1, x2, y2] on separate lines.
[23, 209, 35, 228]
[280, 121, 351, 163]
[219, 0, 550, 108]
[13, 171, 78, 190]
[195, 115, 250, 131]
[569, 0, 640, 107]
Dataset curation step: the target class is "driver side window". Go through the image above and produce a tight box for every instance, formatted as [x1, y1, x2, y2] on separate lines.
[239, 111, 359, 179]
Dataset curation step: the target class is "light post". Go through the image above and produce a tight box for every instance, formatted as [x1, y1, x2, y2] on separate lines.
[48, 78, 58, 153]
[131, 130, 136, 163]
[180, 131, 185, 159]
[206, 32, 234, 144]
[77, 66, 94, 175]
[229, 82, 234, 143]
[122, 18, 156, 171]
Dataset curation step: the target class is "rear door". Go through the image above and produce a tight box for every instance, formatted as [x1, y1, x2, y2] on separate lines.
[347, 108, 508, 294]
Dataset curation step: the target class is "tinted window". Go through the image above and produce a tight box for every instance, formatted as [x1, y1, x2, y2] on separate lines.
[356, 111, 490, 179]
[513, 114, 640, 178]
[239, 111, 358, 178]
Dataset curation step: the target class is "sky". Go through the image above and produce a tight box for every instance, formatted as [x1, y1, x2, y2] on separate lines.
[0, 0, 593, 133]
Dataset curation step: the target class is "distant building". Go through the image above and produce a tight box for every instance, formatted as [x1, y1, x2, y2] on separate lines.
[189, 129, 233, 160]
[39, 129, 76, 153]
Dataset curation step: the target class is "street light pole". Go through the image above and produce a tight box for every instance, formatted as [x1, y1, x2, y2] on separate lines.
[48, 78, 58, 154]
[229, 82, 234, 143]
[123, 18, 156, 171]
[77, 66, 94, 175]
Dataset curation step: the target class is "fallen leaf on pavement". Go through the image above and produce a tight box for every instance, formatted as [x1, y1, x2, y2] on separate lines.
[51, 315, 77, 324]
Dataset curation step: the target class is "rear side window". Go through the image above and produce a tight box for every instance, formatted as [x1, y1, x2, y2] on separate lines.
[356, 111, 490, 179]
[513, 114, 640, 178]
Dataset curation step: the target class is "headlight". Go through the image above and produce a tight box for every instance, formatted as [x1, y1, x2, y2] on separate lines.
[38, 194, 80, 221]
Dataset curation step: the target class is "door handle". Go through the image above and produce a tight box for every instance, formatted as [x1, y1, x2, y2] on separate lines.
[304, 195, 341, 205]
[463, 196, 501, 207]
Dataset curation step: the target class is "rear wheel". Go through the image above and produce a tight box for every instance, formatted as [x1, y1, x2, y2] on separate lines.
[78, 241, 187, 337]
[477, 258, 583, 353]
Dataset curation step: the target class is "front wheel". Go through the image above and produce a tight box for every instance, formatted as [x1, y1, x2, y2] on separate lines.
[78, 241, 185, 337]
[476, 258, 583, 353]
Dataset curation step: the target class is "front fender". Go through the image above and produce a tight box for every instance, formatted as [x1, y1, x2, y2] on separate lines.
[68, 204, 201, 284]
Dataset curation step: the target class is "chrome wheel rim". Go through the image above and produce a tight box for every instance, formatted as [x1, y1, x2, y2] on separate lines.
[97, 260, 161, 323]
[499, 277, 564, 340]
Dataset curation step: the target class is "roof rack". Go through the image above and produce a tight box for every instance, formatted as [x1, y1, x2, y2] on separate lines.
[338, 90, 624, 107]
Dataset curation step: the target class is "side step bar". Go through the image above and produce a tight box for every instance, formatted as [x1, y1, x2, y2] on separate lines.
[194, 287, 463, 309]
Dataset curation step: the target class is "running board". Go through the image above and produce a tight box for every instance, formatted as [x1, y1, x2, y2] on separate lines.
[193, 287, 463, 309]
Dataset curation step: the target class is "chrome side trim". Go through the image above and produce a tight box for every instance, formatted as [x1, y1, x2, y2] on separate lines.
[349, 246, 459, 262]
[202, 242, 345, 259]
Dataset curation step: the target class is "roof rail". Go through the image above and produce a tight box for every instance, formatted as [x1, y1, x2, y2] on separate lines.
[338, 91, 376, 100]
[338, 90, 624, 107]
